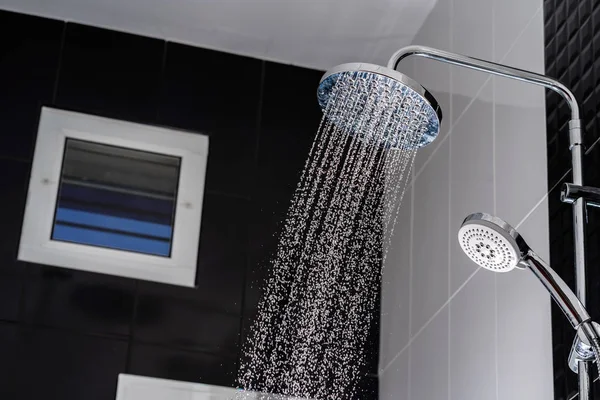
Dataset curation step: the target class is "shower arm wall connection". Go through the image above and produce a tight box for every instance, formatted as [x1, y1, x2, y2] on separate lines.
[389, 45, 592, 398]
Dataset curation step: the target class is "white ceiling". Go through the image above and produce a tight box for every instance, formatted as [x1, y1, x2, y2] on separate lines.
[0, 0, 437, 70]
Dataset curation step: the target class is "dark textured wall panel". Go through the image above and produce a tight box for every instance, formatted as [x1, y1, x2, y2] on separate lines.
[544, 0, 600, 399]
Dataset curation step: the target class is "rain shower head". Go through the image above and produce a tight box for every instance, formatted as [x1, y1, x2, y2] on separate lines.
[458, 212, 591, 329]
[317, 63, 442, 149]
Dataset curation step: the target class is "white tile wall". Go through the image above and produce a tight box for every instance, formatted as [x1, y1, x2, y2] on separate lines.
[409, 307, 449, 400]
[380, 0, 552, 399]
[493, 0, 542, 61]
[411, 140, 449, 335]
[449, 81, 494, 293]
[380, 349, 410, 400]
[451, 0, 493, 123]
[496, 202, 552, 400]
[450, 270, 496, 400]
[407, 0, 451, 175]
[495, 8, 546, 226]
[380, 185, 413, 367]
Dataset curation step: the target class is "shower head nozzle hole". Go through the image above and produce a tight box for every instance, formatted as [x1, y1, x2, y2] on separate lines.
[457, 223, 520, 273]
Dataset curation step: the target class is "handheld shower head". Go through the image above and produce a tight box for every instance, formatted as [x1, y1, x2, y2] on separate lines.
[458, 213, 526, 272]
[317, 63, 442, 149]
[458, 213, 590, 329]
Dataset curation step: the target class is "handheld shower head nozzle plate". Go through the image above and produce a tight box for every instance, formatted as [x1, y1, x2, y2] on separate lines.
[458, 213, 524, 272]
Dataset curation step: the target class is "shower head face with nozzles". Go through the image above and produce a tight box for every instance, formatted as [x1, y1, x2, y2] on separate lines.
[458, 213, 527, 272]
[317, 63, 442, 149]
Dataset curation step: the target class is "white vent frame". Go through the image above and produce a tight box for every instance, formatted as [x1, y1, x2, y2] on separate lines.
[116, 374, 307, 400]
[18, 107, 209, 287]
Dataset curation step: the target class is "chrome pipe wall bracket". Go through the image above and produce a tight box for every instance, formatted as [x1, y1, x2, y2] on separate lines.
[388, 45, 591, 399]
[569, 322, 600, 373]
[562, 183, 600, 209]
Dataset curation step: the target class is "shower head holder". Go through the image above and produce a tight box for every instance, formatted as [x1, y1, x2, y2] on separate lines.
[459, 213, 590, 330]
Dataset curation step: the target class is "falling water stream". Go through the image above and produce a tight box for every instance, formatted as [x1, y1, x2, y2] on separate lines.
[238, 71, 435, 400]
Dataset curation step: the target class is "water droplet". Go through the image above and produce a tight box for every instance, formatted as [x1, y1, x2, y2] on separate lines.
[238, 72, 425, 399]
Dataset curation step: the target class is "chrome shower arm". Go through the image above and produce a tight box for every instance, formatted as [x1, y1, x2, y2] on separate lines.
[387, 45, 580, 121]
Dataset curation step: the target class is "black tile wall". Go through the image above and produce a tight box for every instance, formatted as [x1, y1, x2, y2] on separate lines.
[257, 62, 323, 194]
[545, 0, 600, 399]
[244, 61, 324, 325]
[356, 375, 379, 400]
[194, 193, 249, 314]
[364, 290, 382, 375]
[244, 62, 324, 327]
[157, 43, 262, 197]
[133, 290, 241, 356]
[56, 23, 164, 124]
[20, 266, 137, 336]
[245, 191, 291, 314]
[0, 322, 20, 398]
[13, 327, 128, 400]
[0, 8, 379, 400]
[0, 12, 62, 160]
[128, 342, 237, 387]
[0, 159, 30, 322]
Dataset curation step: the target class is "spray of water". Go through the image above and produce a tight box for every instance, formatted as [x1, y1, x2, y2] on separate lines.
[238, 71, 432, 399]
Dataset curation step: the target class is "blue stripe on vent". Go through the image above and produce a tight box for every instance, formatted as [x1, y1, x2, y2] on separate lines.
[55, 208, 172, 239]
[52, 224, 171, 256]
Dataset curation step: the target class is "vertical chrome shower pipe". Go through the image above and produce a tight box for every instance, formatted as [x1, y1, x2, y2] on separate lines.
[388, 46, 589, 399]
[570, 120, 589, 400]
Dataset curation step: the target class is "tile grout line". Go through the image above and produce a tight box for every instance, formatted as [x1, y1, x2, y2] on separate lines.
[0, 316, 135, 341]
[154, 41, 169, 122]
[492, 4, 500, 397]
[447, 0, 454, 391]
[235, 60, 264, 364]
[124, 280, 140, 372]
[406, 163, 415, 400]
[408, 165, 415, 362]
[381, 266, 481, 374]
[494, 272, 500, 400]
[407, 165, 415, 366]
[412, 76, 488, 182]
[407, 344, 412, 400]
[250, 60, 267, 198]
[411, 3, 543, 184]
[448, 123, 453, 400]
[51, 22, 67, 104]
[382, 166, 413, 376]
[585, 134, 600, 155]
[497, 4, 543, 65]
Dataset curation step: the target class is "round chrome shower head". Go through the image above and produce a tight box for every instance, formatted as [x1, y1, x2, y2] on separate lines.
[458, 213, 525, 272]
[317, 63, 442, 149]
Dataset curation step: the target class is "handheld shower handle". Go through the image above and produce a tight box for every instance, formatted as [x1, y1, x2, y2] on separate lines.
[523, 250, 590, 329]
